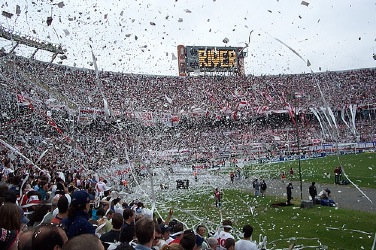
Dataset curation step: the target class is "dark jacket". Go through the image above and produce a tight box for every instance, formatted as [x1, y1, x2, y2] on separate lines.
[62, 210, 96, 239]
[309, 185, 317, 197]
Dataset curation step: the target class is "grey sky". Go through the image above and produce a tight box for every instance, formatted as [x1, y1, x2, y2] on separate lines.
[0, 0, 375, 76]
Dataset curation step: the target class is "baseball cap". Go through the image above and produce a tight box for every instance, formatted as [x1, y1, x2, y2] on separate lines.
[71, 190, 91, 207]
[160, 224, 172, 233]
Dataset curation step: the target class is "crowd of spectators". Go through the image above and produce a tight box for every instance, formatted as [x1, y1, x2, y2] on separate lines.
[1, 54, 375, 168]
[0, 52, 375, 249]
[0, 156, 261, 250]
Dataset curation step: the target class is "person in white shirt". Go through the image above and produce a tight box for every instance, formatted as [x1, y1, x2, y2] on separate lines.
[95, 177, 107, 197]
[213, 219, 234, 250]
[235, 225, 258, 250]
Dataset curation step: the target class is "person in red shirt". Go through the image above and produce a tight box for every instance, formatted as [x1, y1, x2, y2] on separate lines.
[51, 195, 69, 225]
[214, 188, 221, 208]
[169, 222, 184, 245]
[289, 167, 294, 178]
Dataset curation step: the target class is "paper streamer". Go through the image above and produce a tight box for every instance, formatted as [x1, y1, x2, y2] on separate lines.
[35, 149, 49, 164]
[91, 50, 111, 119]
[341, 105, 350, 128]
[349, 104, 357, 136]
[340, 166, 373, 204]
[0, 138, 42, 172]
[326, 226, 372, 235]
[310, 107, 325, 135]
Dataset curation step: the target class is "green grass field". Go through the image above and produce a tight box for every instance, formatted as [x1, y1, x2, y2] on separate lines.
[155, 153, 376, 249]
[243, 152, 376, 189]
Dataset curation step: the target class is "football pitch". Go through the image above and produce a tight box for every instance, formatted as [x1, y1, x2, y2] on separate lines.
[243, 152, 376, 189]
[155, 152, 376, 249]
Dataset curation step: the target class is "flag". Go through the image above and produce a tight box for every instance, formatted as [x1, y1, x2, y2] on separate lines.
[286, 103, 296, 125]
[238, 99, 249, 109]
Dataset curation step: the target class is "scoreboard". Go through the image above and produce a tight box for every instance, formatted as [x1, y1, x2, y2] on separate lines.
[177, 45, 246, 76]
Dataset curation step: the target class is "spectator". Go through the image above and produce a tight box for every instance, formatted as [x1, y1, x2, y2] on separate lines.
[224, 238, 235, 250]
[122, 208, 135, 229]
[252, 179, 260, 197]
[61, 190, 96, 239]
[195, 225, 208, 250]
[334, 166, 340, 185]
[286, 183, 293, 205]
[234, 225, 257, 250]
[260, 180, 267, 197]
[117, 224, 136, 250]
[309, 182, 318, 204]
[179, 230, 196, 250]
[159, 224, 172, 247]
[214, 188, 221, 208]
[0, 228, 18, 250]
[96, 207, 111, 235]
[206, 237, 218, 250]
[213, 220, 234, 250]
[51, 195, 70, 225]
[134, 217, 155, 250]
[160, 244, 183, 250]
[31, 223, 68, 250]
[18, 229, 34, 250]
[0, 202, 21, 231]
[100, 213, 123, 248]
[27, 203, 51, 227]
[40, 194, 61, 224]
[62, 234, 105, 250]
[168, 222, 184, 245]
[152, 223, 163, 250]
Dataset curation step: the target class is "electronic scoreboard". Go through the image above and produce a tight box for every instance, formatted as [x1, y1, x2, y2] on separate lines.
[177, 45, 246, 76]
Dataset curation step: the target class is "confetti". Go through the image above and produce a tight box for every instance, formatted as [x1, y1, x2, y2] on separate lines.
[57, 2, 65, 8]
[2, 11, 13, 19]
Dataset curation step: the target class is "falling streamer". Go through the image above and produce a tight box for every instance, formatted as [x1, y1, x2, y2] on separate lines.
[269, 34, 307, 64]
[340, 166, 373, 204]
[349, 104, 357, 136]
[327, 106, 338, 130]
[340, 106, 350, 128]
[0, 138, 42, 172]
[310, 107, 325, 134]
[319, 107, 333, 128]
[35, 149, 49, 164]
[91, 50, 111, 119]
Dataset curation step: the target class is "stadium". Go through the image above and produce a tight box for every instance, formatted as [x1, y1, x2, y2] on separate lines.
[0, 1, 375, 250]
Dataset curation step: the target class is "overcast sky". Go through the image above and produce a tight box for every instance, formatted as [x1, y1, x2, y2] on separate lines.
[0, 0, 375, 76]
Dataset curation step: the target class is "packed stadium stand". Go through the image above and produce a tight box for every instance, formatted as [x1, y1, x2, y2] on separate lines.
[1, 53, 375, 169]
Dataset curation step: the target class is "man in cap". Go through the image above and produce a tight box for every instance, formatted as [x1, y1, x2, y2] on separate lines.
[159, 224, 173, 247]
[61, 190, 96, 239]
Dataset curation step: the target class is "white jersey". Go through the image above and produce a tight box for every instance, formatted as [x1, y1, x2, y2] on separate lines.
[213, 230, 234, 250]
[235, 239, 258, 250]
[95, 181, 107, 196]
